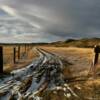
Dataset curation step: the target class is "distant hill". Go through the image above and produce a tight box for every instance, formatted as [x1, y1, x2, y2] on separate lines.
[0, 38, 100, 48]
[49, 38, 100, 48]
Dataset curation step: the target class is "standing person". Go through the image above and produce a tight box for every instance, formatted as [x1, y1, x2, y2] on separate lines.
[94, 45, 100, 66]
[93, 45, 100, 77]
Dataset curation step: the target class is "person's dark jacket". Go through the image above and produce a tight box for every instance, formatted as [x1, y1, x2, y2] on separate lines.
[94, 45, 100, 53]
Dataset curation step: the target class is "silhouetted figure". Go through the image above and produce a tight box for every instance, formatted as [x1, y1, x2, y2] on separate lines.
[92, 45, 100, 77]
[94, 45, 100, 66]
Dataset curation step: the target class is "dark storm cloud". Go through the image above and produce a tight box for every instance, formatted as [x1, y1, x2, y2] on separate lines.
[0, 0, 100, 42]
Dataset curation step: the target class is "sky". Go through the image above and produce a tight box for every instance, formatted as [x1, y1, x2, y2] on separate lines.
[0, 0, 100, 43]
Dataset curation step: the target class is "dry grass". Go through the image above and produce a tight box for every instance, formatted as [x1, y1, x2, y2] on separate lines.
[40, 46, 94, 75]
[40, 46, 100, 99]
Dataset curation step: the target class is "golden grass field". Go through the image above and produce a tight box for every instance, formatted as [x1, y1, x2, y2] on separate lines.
[1, 45, 100, 99]
[40, 46, 98, 75]
[39, 46, 100, 99]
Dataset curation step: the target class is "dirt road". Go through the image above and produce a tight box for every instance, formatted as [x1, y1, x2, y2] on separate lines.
[0, 48, 65, 100]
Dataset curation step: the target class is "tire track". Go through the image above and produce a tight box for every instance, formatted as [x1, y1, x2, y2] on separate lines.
[0, 47, 65, 100]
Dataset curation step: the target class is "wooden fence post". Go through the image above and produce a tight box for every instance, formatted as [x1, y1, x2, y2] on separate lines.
[25, 44, 27, 53]
[13, 47, 16, 64]
[0, 46, 3, 73]
[18, 46, 20, 59]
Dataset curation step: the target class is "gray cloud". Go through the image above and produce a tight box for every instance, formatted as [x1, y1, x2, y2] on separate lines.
[0, 0, 100, 42]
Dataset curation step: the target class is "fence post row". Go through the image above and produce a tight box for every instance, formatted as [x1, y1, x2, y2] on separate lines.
[0, 44, 33, 73]
[0, 46, 3, 73]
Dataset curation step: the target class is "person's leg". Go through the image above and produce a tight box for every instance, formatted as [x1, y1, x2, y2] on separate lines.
[93, 53, 99, 78]
[94, 53, 99, 66]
